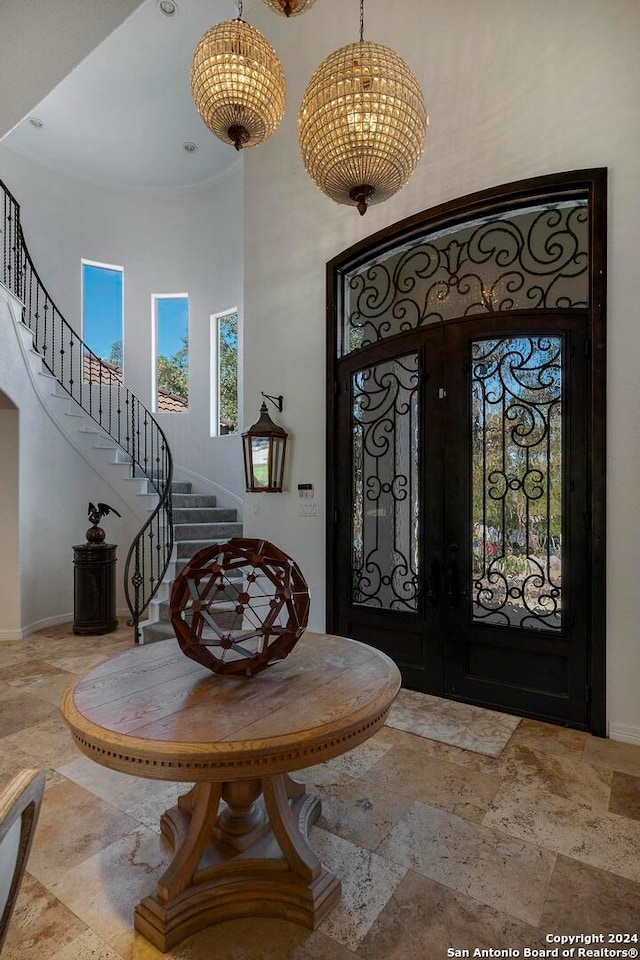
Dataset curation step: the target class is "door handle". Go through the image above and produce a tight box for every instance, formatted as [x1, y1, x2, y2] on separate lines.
[426, 558, 439, 606]
[447, 543, 459, 606]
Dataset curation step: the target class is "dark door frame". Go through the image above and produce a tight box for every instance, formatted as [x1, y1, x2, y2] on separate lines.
[326, 169, 607, 736]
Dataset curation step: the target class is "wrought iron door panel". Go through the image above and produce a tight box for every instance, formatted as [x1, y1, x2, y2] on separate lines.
[334, 329, 445, 691]
[444, 314, 588, 724]
[470, 335, 563, 632]
[351, 353, 420, 612]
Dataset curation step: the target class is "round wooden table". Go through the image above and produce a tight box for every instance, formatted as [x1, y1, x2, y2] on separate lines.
[60, 632, 400, 952]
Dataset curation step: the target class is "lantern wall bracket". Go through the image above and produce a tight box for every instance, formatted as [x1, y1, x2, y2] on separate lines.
[261, 392, 284, 413]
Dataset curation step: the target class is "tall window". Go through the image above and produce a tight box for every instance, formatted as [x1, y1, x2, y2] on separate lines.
[211, 310, 239, 435]
[153, 295, 189, 413]
[82, 260, 124, 372]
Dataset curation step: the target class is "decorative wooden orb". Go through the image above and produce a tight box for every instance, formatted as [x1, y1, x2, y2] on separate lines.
[170, 538, 310, 676]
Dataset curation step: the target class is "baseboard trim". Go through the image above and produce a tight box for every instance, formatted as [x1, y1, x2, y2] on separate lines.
[608, 722, 640, 746]
[174, 464, 243, 511]
[0, 613, 74, 641]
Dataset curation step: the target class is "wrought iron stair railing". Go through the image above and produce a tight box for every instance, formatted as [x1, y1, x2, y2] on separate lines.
[1, 178, 173, 637]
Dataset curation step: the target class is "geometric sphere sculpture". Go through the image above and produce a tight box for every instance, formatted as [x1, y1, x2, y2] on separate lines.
[171, 538, 310, 676]
[298, 41, 427, 215]
[190, 18, 286, 151]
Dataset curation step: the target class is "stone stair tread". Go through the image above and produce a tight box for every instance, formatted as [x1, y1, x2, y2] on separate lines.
[174, 522, 242, 540]
[177, 537, 241, 559]
[172, 507, 235, 523]
[140, 622, 177, 643]
[172, 494, 218, 508]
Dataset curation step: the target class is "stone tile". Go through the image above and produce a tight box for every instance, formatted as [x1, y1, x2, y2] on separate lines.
[356, 869, 544, 960]
[56, 756, 186, 833]
[27, 778, 143, 888]
[312, 772, 414, 850]
[0, 644, 31, 668]
[0, 736, 42, 777]
[5, 714, 80, 768]
[608, 770, 640, 820]
[29, 670, 81, 706]
[386, 688, 520, 757]
[310, 827, 406, 951]
[56, 755, 167, 814]
[362, 745, 501, 821]
[0, 686, 60, 737]
[123, 781, 188, 833]
[378, 802, 556, 925]
[540, 855, 640, 934]
[484, 779, 640, 883]
[323, 738, 394, 778]
[50, 825, 168, 960]
[497, 741, 613, 811]
[509, 718, 587, 757]
[379, 722, 503, 775]
[1, 871, 87, 960]
[583, 735, 640, 777]
[0, 657, 73, 690]
[51, 929, 123, 960]
[287, 931, 359, 960]
[0, 736, 67, 793]
[44, 651, 116, 674]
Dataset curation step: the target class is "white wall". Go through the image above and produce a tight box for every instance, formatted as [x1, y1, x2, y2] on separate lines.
[0, 144, 245, 507]
[0, 292, 140, 636]
[0, 389, 20, 635]
[0, 0, 144, 139]
[243, 0, 640, 738]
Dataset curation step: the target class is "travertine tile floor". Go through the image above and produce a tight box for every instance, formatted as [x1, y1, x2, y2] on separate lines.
[1, 622, 638, 959]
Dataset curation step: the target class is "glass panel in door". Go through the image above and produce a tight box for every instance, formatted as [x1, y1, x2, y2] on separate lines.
[351, 353, 420, 612]
[470, 336, 562, 631]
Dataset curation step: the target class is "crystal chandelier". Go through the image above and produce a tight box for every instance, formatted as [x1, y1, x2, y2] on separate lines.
[190, 0, 286, 151]
[298, 0, 427, 214]
[261, 0, 315, 16]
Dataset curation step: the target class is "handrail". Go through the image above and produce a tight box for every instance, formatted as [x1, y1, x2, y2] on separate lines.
[1, 177, 173, 638]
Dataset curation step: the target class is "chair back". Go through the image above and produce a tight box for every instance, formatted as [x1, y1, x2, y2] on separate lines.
[0, 769, 45, 953]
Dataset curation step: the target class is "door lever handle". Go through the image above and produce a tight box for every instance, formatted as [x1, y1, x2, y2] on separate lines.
[426, 558, 439, 606]
[447, 543, 459, 606]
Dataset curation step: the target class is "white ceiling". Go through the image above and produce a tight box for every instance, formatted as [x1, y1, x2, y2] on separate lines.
[2, 0, 269, 194]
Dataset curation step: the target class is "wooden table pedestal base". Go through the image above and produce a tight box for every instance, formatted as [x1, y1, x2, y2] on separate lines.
[134, 773, 341, 952]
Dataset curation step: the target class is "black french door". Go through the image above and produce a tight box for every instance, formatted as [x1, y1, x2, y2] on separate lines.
[333, 312, 590, 727]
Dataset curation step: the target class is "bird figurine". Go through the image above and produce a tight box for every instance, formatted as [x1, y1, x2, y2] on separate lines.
[86, 502, 121, 543]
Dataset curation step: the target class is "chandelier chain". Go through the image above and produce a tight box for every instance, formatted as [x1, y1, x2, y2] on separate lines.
[237, 0, 243, 19]
[359, 0, 364, 42]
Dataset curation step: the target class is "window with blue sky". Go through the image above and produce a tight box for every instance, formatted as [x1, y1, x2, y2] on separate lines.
[154, 295, 189, 412]
[82, 260, 123, 369]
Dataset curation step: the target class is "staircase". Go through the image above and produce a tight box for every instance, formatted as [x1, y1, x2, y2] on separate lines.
[139, 480, 242, 643]
[2, 174, 174, 635]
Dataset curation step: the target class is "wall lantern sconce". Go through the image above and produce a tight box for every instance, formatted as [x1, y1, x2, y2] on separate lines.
[242, 393, 288, 493]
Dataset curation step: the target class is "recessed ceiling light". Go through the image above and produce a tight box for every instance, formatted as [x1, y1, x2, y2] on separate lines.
[29, 117, 44, 128]
[183, 142, 198, 153]
[157, 0, 178, 16]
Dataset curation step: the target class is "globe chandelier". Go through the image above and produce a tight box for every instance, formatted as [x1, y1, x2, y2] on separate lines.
[190, 0, 286, 151]
[298, 0, 428, 215]
[261, 0, 316, 16]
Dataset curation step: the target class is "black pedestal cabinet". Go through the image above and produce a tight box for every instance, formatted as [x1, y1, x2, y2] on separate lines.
[72, 543, 118, 635]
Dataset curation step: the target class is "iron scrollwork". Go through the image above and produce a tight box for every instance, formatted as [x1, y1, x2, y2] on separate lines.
[471, 335, 563, 631]
[342, 203, 588, 354]
[352, 354, 420, 611]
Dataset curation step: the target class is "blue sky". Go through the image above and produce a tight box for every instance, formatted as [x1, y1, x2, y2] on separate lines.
[82, 263, 188, 361]
[156, 296, 188, 357]
[82, 263, 123, 359]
